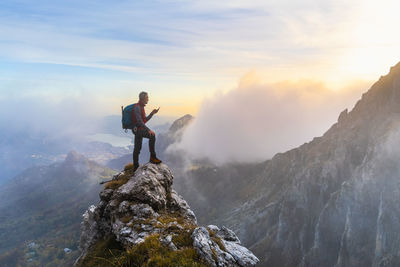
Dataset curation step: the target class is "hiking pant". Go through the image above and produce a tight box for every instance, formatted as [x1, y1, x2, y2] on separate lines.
[133, 128, 156, 168]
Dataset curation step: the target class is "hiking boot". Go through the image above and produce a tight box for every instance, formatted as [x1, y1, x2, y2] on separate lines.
[150, 156, 162, 164]
[133, 165, 139, 172]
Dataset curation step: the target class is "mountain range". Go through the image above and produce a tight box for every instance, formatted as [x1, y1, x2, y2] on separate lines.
[176, 62, 400, 266]
[2, 62, 400, 266]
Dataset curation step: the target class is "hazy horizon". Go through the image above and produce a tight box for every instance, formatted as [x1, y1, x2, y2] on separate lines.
[2, 0, 400, 174]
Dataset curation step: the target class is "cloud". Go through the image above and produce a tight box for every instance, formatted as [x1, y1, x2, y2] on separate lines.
[0, 93, 177, 141]
[169, 72, 371, 164]
[0, 95, 105, 139]
[0, 0, 363, 79]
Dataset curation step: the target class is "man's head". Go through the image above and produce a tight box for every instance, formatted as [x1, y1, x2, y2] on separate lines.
[139, 91, 149, 105]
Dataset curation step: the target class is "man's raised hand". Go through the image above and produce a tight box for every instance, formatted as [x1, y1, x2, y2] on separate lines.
[151, 107, 160, 115]
[149, 130, 156, 136]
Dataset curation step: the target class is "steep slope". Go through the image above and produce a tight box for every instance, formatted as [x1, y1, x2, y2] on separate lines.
[0, 151, 115, 266]
[75, 163, 259, 267]
[172, 162, 265, 225]
[205, 63, 400, 266]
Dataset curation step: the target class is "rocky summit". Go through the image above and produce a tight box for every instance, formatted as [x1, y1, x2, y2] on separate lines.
[75, 163, 258, 267]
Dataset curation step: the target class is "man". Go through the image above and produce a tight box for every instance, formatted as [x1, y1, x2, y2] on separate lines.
[132, 91, 162, 171]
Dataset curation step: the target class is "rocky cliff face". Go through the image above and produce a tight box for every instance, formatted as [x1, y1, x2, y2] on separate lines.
[211, 63, 400, 267]
[75, 163, 258, 267]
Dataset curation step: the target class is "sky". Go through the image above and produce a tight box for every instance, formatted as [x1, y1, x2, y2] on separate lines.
[1, 0, 400, 162]
[1, 0, 400, 114]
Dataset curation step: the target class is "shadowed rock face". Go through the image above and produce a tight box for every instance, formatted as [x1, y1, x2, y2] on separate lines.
[75, 163, 259, 267]
[214, 62, 400, 266]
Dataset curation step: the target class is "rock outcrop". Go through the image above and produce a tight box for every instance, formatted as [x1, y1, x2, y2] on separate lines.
[75, 163, 258, 266]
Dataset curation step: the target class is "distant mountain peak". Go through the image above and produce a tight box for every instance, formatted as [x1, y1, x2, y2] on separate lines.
[65, 150, 86, 163]
[350, 62, 400, 117]
[388, 60, 400, 74]
[317, 62, 400, 144]
[169, 114, 194, 134]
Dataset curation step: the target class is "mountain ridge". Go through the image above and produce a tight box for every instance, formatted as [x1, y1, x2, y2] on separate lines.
[213, 62, 400, 266]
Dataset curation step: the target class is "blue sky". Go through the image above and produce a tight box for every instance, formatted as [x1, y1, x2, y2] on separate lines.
[0, 0, 400, 118]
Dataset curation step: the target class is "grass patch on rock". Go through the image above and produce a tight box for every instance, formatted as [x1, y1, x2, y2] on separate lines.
[76, 236, 125, 267]
[124, 163, 135, 172]
[208, 230, 226, 252]
[104, 164, 137, 190]
[104, 177, 130, 190]
[171, 230, 194, 248]
[157, 214, 185, 226]
[123, 234, 207, 267]
[78, 234, 207, 267]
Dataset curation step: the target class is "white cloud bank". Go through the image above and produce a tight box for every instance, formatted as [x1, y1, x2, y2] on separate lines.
[0, 95, 104, 138]
[169, 73, 370, 164]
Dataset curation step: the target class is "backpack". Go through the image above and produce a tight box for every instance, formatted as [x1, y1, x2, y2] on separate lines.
[121, 104, 136, 130]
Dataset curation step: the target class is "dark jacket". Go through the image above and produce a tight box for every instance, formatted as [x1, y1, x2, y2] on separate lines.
[133, 102, 153, 131]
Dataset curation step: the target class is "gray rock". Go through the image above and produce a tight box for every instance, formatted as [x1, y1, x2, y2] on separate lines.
[207, 225, 241, 244]
[169, 190, 197, 224]
[192, 226, 259, 267]
[160, 235, 178, 251]
[192, 227, 217, 266]
[222, 240, 259, 267]
[75, 205, 100, 265]
[130, 203, 158, 219]
[76, 163, 257, 267]
[99, 189, 114, 201]
[116, 164, 173, 210]
[118, 200, 130, 214]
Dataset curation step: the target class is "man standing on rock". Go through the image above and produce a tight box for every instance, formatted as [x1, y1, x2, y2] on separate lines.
[132, 91, 162, 171]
